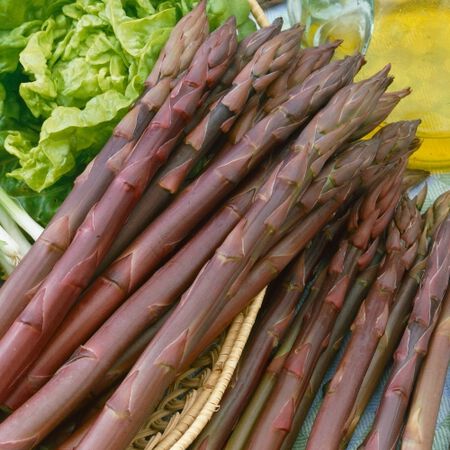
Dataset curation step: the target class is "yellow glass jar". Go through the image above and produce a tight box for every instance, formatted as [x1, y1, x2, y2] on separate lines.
[361, 0, 450, 170]
[288, 0, 450, 170]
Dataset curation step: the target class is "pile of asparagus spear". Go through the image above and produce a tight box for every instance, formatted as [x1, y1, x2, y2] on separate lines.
[0, 2, 448, 449]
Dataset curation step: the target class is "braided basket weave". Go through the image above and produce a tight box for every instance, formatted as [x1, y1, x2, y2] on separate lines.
[127, 290, 265, 450]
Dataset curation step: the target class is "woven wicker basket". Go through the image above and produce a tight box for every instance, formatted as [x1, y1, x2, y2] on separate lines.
[125, 5, 271, 449]
[127, 290, 265, 450]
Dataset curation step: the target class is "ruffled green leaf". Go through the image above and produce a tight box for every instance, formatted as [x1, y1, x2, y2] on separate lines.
[0, 0, 69, 74]
[1, 0, 256, 202]
[0, 150, 71, 227]
[5, 0, 177, 191]
[5, 90, 131, 191]
[0, 22, 43, 75]
[206, 0, 256, 39]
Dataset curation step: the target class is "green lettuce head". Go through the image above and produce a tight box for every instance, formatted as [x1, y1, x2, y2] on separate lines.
[4, 0, 178, 191]
[3, 0, 255, 193]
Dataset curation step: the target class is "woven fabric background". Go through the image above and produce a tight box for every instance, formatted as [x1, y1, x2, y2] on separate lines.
[261, 4, 449, 448]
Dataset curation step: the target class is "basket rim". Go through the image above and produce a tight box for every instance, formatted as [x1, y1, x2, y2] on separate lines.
[248, 0, 271, 27]
[127, 289, 266, 450]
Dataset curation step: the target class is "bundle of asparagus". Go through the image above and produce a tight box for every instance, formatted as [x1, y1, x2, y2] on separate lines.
[340, 191, 449, 446]
[0, 3, 210, 337]
[245, 167, 407, 450]
[402, 286, 450, 450]
[361, 214, 450, 450]
[0, 13, 239, 404]
[0, 4, 447, 450]
[192, 227, 339, 450]
[306, 195, 423, 448]
[4, 22, 304, 410]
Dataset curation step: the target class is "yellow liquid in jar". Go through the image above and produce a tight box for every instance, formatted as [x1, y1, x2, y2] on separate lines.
[359, 0, 450, 170]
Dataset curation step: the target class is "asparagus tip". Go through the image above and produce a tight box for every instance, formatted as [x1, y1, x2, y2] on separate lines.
[330, 39, 344, 47]
[271, 17, 284, 30]
[395, 87, 412, 98]
[381, 63, 392, 74]
[284, 24, 305, 42]
[365, 64, 392, 86]
[414, 184, 428, 211]
[408, 137, 422, 155]
[224, 15, 237, 27]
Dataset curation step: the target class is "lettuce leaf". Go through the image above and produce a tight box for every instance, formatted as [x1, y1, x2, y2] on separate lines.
[0, 152, 71, 226]
[5, 0, 177, 191]
[205, 0, 256, 39]
[0, 0, 256, 223]
[0, 71, 63, 226]
[0, 0, 70, 74]
[0, 22, 43, 75]
[0, 0, 71, 30]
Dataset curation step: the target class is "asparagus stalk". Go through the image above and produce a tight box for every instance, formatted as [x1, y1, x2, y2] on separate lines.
[340, 191, 450, 446]
[0, 20, 238, 404]
[100, 26, 302, 268]
[0, 2, 209, 338]
[226, 261, 331, 450]
[46, 316, 171, 450]
[246, 168, 404, 450]
[412, 183, 428, 210]
[218, 43, 342, 160]
[280, 243, 386, 450]
[262, 42, 340, 114]
[208, 18, 283, 102]
[351, 89, 412, 140]
[306, 196, 423, 450]
[73, 69, 392, 450]
[233, 42, 341, 140]
[192, 233, 334, 450]
[202, 121, 420, 335]
[361, 215, 450, 450]
[6, 55, 362, 410]
[225, 95, 263, 146]
[7, 326, 159, 450]
[41, 314, 171, 450]
[191, 17, 284, 126]
[402, 286, 450, 450]
[0, 161, 271, 444]
[402, 168, 430, 192]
